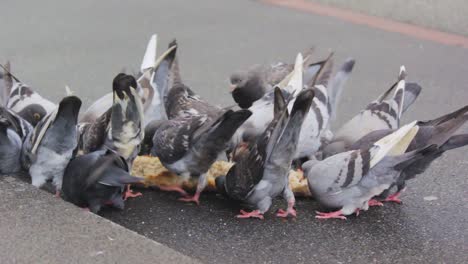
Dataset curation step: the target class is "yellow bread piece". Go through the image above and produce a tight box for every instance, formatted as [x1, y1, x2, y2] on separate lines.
[131, 156, 311, 197]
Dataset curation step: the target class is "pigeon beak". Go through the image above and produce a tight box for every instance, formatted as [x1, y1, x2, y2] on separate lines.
[229, 84, 237, 93]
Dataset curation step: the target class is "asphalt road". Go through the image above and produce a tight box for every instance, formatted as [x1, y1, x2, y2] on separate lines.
[1, 0, 467, 263]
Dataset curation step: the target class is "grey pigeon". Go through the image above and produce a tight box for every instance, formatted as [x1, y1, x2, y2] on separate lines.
[347, 105, 468, 203]
[322, 66, 422, 158]
[78, 73, 144, 165]
[0, 107, 32, 174]
[229, 47, 320, 109]
[62, 149, 143, 213]
[0, 63, 10, 106]
[22, 95, 81, 192]
[164, 57, 222, 121]
[303, 122, 438, 220]
[216, 87, 315, 219]
[151, 109, 252, 204]
[1, 63, 56, 126]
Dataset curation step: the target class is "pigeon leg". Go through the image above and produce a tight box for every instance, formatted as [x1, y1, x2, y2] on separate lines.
[315, 210, 347, 220]
[368, 199, 384, 207]
[277, 186, 297, 218]
[178, 174, 207, 205]
[383, 188, 406, 204]
[55, 190, 61, 198]
[236, 209, 264, 220]
[123, 184, 142, 201]
[158, 185, 188, 197]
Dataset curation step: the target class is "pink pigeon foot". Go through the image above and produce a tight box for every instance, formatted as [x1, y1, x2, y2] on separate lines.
[55, 190, 61, 198]
[315, 210, 347, 220]
[178, 192, 200, 205]
[158, 185, 188, 197]
[276, 201, 297, 218]
[123, 185, 142, 201]
[383, 188, 406, 204]
[368, 199, 384, 207]
[236, 209, 264, 220]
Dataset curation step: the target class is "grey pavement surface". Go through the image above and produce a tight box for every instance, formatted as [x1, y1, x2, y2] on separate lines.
[0, 176, 199, 264]
[1, 0, 467, 263]
[307, 0, 468, 36]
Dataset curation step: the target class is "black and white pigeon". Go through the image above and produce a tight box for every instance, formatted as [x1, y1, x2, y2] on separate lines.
[139, 39, 177, 124]
[229, 47, 323, 109]
[151, 109, 252, 205]
[62, 149, 143, 213]
[216, 87, 315, 219]
[346, 105, 468, 203]
[0, 107, 32, 174]
[79, 35, 175, 125]
[302, 121, 439, 220]
[235, 53, 355, 162]
[78, 73, 144, 165]
[1, 63, 56, 126]
[322, 66, 422, 158]
[21, 95, 81, 193]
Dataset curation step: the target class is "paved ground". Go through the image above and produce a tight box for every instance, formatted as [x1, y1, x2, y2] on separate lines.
[1, 0, 467, 263]
[0, 176, 199, 264]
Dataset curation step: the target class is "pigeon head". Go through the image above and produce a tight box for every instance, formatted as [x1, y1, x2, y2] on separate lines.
[139, 120, 165, 156]
[16, 104, 47, 126]
[215, 175, 227, 195]
[230, 72, 265, 109]
[302, 159, 319, 175]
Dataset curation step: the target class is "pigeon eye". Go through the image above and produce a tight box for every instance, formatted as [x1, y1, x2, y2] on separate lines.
[33, 113, 41, 120]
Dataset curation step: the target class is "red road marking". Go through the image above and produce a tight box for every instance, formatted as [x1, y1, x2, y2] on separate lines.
[260, 0, 468, 48]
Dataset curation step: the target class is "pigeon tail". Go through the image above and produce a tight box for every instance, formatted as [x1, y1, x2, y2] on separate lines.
[207, 109, 252, 145]
[441, 134, 468, 152]
[328, 58, 355, 120]
[393, 144, 439, 170]
[401, 82, 422, 114]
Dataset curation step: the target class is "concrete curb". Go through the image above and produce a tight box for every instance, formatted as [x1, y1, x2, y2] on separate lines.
[0, 176, 201, 264]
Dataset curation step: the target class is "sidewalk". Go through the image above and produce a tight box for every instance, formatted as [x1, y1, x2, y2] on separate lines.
[0, 176, 200, 264]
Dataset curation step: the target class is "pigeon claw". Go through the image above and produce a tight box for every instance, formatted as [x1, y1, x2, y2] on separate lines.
[315, 210, 347, 220]
[236, 209, 264, 220]
[123, 185, 142, 201]
[383, 190, 404, 204]
[276, 208, 297, 218]
[158, 185, 188, 197]
[368, 199, 384, 207]
[55, 190, 61, 198]
[178, 193, 200, 205]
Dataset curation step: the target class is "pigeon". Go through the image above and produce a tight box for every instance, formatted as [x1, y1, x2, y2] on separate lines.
[79, 35, 175, 124]
[235, 53, 355, 162]
[78, 73, 144, 166]
[164, 55, 222, 121]
[21, 95, 81, 192]
[347, 105, 468, 203]
[216, 87, 315, 219]
[322, 66, 422, 158]
[0, 107, 32, 174]
[302, 121, 440, 220]
[139, 39, 177, 124]
[229, 47, 321, 109]
[151, 109, 252, 204]
[0, 64, 9, 106]
[62, 149, 143, 213]
[1, 63, 56, 126]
